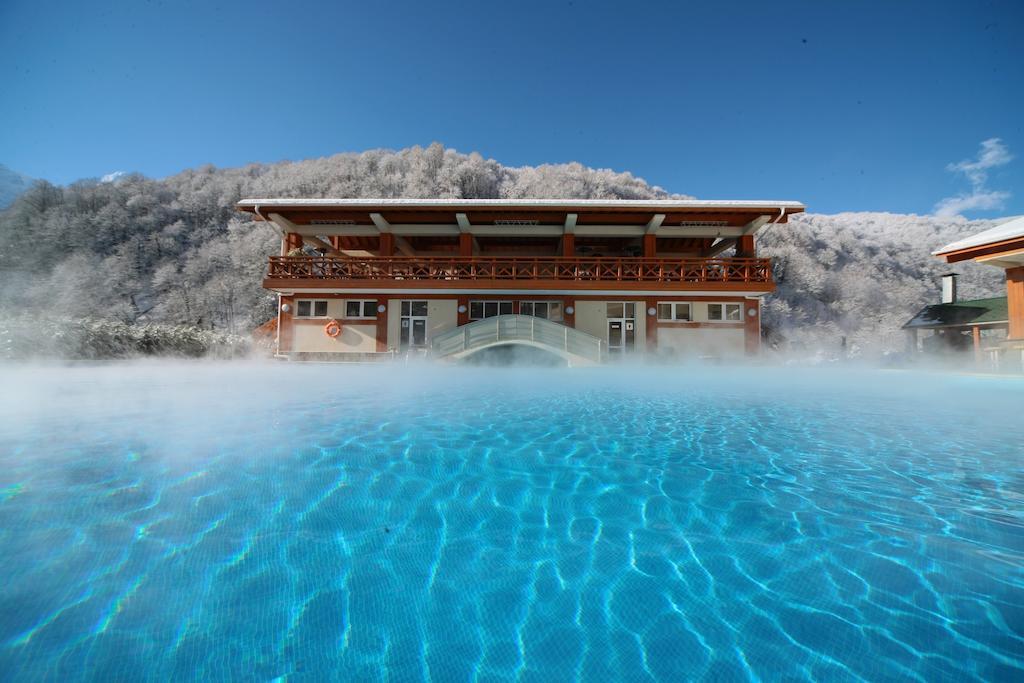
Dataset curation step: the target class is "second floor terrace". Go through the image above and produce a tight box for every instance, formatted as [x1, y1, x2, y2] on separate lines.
[263, 254, 774, 292]
[239, 198, 803, 292]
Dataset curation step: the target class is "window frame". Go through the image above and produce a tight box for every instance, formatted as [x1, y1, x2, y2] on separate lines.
[520, 301, 563, 321]
[469, 300, 513, 320]
[708, 302, 742, 322]
[656, 302, 692, 322]
[344, 300, 378, 319]
[295, 299, 330, 318]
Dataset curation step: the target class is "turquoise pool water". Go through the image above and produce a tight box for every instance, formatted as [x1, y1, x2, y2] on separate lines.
[0, 363, 1021, 681]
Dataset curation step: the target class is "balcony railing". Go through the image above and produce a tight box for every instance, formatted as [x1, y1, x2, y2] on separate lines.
[266, 256, 773, 285]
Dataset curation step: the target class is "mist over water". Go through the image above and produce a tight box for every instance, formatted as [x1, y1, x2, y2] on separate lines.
[0, 361, 1022, 680]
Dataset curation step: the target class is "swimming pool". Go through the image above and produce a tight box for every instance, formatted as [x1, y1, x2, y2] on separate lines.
[0, 362, 1021, 681]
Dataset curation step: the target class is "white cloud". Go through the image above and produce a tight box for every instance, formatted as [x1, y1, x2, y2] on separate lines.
[934, 138, 1012, 217]
[101, 171, 126, 183]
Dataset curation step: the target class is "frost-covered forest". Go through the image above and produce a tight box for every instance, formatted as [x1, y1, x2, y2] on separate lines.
[0, 143, 1005, 357]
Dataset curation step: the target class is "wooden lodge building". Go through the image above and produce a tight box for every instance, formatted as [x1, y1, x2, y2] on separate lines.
[238, 199, 805, 363]
[925, 215, 1024, 371]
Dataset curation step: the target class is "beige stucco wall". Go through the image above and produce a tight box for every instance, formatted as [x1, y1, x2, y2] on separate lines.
[573, 301, 607, 341]
[428, 299, 458, 338]
[387, 301, 402, 352]
[656, 327, 745, 357]
[292, 321, 378, 353]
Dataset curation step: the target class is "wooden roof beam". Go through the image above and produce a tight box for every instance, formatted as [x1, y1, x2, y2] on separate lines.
[269, 213, 344, 256]
[703, 238, 737, 258]
[645, 214, 665, 234]
[742, 215, 772, 235]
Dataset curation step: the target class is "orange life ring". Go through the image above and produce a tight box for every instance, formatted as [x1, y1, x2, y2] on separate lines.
[324, 319, 342, 338]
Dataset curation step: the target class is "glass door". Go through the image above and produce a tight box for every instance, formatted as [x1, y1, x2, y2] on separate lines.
[606, 302, 636, 354]
[400, 300, 429, 350]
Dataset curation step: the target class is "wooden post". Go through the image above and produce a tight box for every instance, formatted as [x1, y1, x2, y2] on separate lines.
[972, 325, 982, 364]
[645, 298, 658, 351]
[744, 299, 761, 355]
[284, 232, 303, 255]
[279, 295, 295, 354]
[642, 234, 657, 258]
[562, 233, 575, 257]
[379, 232, 395, 257]
[563, 299, 575, 328]
[737, 235, 756, 258]
[457, 296, 469, 326]
[1008, 266, 1024, 340]
[459, 233, 474, 257]
[375, 298, 389, 352]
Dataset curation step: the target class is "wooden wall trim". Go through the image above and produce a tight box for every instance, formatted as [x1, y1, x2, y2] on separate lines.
[1008, 266, 1024, 340]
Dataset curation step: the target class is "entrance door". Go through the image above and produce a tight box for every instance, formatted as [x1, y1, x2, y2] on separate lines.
[400, 300, 429, 350]
[606, 302, 636, 354]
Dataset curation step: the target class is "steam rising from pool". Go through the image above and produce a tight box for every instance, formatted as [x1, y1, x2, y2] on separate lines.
[0, 361, 1021, 680]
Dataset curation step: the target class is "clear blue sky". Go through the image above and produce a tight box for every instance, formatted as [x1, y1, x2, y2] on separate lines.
[1, 0, 1022, 215]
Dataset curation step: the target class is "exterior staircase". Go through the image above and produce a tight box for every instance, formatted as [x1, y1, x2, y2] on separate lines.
[430, 314, 604, 366]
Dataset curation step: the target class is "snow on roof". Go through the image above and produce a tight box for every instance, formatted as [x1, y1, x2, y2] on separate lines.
[236, 198, 805, 210]
[934, 215, 1024, 255]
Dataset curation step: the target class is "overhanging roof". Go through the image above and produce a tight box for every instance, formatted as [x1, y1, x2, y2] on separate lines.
[934, 215, 1024, 265]
[902, 296, 1009, 330]
[236, 198, 805, 239]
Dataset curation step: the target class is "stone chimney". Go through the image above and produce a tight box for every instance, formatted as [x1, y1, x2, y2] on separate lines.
[941, 273, 958, 304]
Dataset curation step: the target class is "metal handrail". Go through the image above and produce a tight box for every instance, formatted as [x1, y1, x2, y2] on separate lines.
[431, 314, 604, 365]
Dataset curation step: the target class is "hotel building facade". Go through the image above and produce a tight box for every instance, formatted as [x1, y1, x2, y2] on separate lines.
[238, 199, 805, 364]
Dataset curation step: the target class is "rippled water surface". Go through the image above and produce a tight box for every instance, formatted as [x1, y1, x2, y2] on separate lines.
[0, 362, 1022, 681]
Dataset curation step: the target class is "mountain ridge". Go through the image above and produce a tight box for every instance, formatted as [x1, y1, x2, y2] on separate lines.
[0, 144, 1005, 355]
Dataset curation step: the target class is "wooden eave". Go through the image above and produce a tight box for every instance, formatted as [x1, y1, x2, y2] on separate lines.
[937, 237, 1024, 263]
[237, 202, 804, 229]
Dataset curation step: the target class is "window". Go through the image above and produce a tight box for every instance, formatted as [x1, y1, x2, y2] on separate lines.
[401, 301, 428, 317]
[708, 303, 742, 322]
[469, 301, 512, 320]
[345, 300, 377, 318]
[657, 302, 691, 321]
[520, 301, 562, 321]
[295, 300, 328, 318]
[606, 302, 635, 319]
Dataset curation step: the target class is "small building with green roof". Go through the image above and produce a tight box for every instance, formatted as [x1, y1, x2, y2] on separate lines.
[903, 274, 1009, 363]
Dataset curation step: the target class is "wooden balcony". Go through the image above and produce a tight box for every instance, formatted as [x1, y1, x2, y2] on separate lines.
[264, 255, 774, 292]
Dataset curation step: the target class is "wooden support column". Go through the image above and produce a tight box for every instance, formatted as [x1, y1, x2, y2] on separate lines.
[278, 295, 295, 355]
[744, 299, 761, 355]
[562, 233, 575, 257]
[642, 234, 657, 258]
[284, 232, 303, 255]
[379, 232, 395, 257]
[563, 299, 575, 328]
[737, 235, 756, 258]
[375, 298, 389, 352]
[459, 233, 474, 257]
[457, 296, 469, 326]
[1008, 266, 1024, 340]
[645, 298, 658, 351]
[972, 325, 982, 364]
